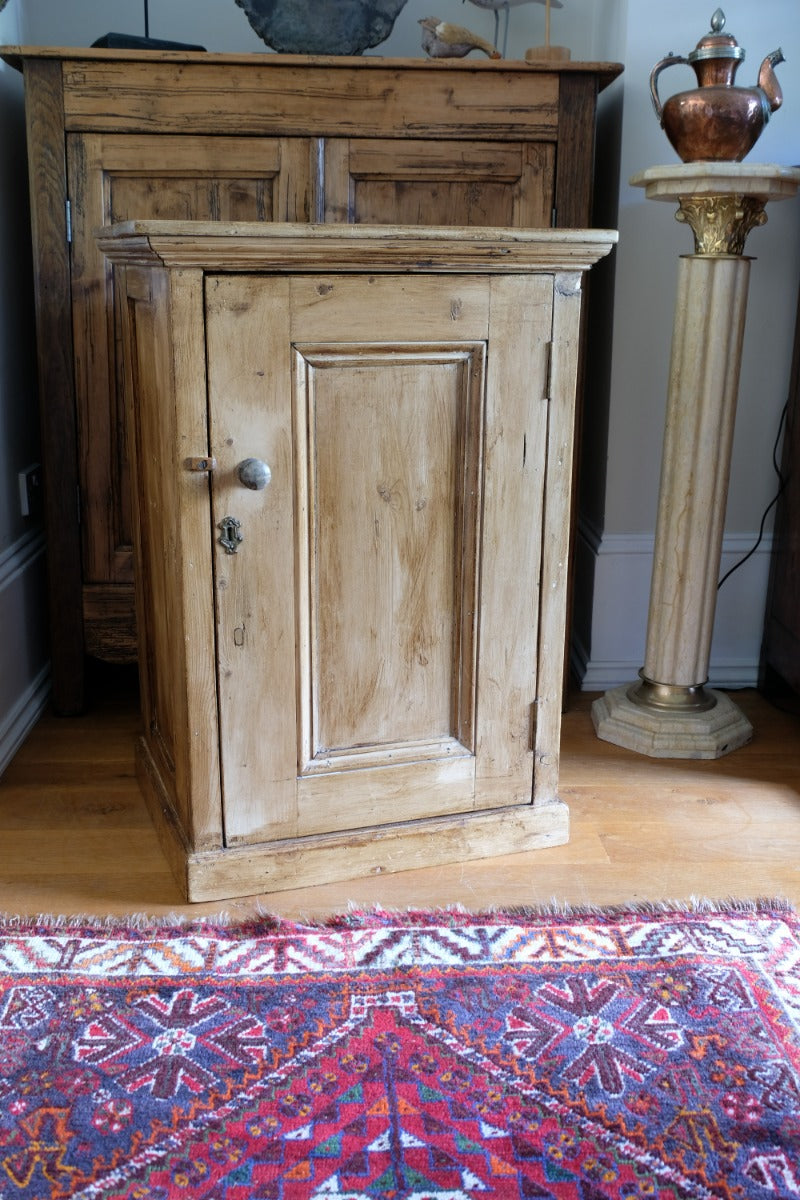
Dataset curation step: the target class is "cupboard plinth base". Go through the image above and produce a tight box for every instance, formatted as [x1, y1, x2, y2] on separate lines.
[591, 684, 753, 760]
[137, 738, 569, 905]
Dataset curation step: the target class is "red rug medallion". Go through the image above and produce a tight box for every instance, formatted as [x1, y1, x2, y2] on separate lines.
[1, 904, 799, 1198]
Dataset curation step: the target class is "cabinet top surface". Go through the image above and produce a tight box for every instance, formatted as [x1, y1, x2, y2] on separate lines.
[0, 45, 622, 86]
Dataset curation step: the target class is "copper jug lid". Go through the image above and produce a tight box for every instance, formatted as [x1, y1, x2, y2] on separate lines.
[687, 8, 745, 64]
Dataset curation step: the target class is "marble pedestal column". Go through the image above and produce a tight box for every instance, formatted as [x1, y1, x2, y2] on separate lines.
[593, 163, 800, 759]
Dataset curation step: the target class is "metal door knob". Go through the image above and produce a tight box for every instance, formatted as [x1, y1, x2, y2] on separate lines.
[236, 458, 272, 490]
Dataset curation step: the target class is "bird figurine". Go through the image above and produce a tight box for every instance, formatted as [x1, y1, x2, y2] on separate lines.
[464, 0, 563, 58]
[419, 17, 501, 59]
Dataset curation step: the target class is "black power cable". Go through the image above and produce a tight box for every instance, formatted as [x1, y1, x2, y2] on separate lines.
[717, 400, 789, 590]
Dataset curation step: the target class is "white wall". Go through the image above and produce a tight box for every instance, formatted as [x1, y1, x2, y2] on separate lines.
[4, 0, 799, 712]
[0, 0, 49, 773]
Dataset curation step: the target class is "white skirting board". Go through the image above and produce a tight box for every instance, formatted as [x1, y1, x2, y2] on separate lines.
[572, 520, 772, 692]
[0, 530, 50, 775]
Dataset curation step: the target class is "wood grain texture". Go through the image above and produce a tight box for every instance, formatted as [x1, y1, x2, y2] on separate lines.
[56, 60, 563, 140]
[553, 73, 598, 228]
[206, 275, 298, 846]
[324, 139, 555, 229]
[534, 272, 584, 803]
[97, 222, 617, 273]
[1, 680, 797, 918]
[82, 585, 138, 661]
[23, 59, 85, 714]
[123, 268, 222, 851]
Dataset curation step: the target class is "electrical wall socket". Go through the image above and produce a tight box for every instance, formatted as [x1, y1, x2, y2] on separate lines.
[18, 463, 42, 519]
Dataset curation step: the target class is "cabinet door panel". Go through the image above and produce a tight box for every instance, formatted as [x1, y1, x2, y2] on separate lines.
[207, 273, 552, 846]
[68, 133, 314, 590]
[297, 342, 483, 768]
[324, 139, 554, 227]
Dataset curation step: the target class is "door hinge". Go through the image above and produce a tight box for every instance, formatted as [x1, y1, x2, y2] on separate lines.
[529, 700, 538, 751]
[544, 342, 553, 401]
[65, 198, 72, 244]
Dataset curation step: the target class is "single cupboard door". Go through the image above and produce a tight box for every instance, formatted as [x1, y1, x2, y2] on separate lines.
[206, 272, 554, 845]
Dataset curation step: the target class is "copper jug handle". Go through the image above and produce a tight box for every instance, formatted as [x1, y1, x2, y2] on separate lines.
[650, 54, 688, 123]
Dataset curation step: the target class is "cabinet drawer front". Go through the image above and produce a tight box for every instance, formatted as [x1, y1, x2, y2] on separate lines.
[206, 273, 552, 846]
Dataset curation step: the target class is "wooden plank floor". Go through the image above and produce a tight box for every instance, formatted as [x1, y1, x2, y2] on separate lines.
[1, 664, 799, 921]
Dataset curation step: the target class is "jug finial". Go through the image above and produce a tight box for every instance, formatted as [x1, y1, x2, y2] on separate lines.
[710, 9, 726, 34]
[688, 11, 744, 66]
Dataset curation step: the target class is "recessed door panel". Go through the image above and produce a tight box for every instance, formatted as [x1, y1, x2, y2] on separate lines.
[295, 344, 484, 771]
[206, 274, 552, 846]
[324, 139, 554, 228]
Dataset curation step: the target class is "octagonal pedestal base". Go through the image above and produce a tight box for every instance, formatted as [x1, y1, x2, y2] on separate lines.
[591, 685, 753, 760]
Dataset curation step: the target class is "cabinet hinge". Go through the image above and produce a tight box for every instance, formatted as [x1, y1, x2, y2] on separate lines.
[65, 199, 72, 244]
[544, 342, 553, 401]
[529, 700, 538, 751]
[76, 483, 81, 525]
[551, 206, 557, 228]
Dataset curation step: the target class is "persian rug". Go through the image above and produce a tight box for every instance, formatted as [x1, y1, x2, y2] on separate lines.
[1, 903, 799, 1200]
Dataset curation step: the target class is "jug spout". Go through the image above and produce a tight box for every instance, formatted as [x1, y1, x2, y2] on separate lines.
[758, 48, 785, 113]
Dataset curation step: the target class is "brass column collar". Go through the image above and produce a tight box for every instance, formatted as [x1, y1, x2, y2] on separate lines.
[675, 193, 768, 255]
[627, 676, 718, 713]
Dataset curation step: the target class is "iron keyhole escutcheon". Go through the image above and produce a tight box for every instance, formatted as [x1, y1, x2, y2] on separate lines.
[218, 515, 243, 554]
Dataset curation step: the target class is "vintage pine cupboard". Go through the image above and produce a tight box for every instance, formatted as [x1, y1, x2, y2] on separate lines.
[0, 47, 622, 714]
[98, 221, 616, 902]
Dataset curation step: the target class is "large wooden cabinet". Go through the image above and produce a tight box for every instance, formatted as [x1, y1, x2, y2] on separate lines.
[98, 222, 616, 901]
[3, 46, 621, 713]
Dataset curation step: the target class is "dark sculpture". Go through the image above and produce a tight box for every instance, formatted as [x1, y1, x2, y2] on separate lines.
[235, 0, 410, 55]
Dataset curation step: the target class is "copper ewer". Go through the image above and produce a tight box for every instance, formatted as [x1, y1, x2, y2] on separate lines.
[650, 8, 784, 162]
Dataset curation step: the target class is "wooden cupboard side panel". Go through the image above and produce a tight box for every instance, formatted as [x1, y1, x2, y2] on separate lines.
[122, 267, 222, 849]
[324, 139, 554, 228]
[535, 272, 585, 802]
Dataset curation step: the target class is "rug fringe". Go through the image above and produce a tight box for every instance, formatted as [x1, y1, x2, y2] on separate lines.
[0, 895, 793, 933]
[294, 896, 797, 929]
